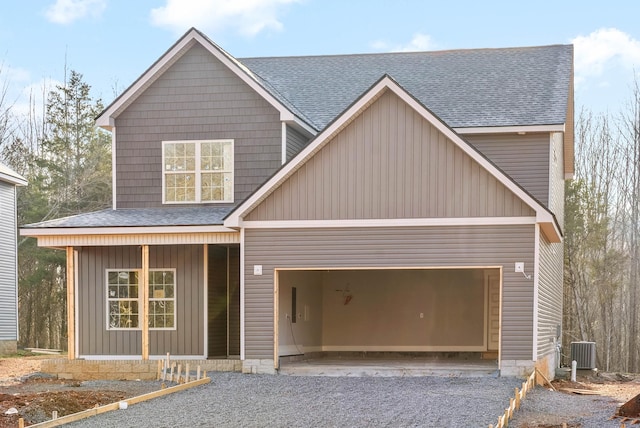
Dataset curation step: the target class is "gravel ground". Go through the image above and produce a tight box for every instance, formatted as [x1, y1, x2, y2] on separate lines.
[27, 373, 630, 427]
[65, 373, 524, 427]
[510, 387, 624, 428]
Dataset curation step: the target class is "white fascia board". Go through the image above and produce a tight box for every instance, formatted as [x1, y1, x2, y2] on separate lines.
[20, 225, 237, 237]
[96, 29, 308, 130]
[454, 124, 565, 134]
[242, 217, 537, 229]
[226, 75, 557, 230]
[285, 118, 317, 137]
[0, 171, 27, 186]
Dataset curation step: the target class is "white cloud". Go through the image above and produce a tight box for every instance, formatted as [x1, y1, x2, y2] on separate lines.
[371, 33, 436, 53]
[572, 28, 640, 87]
[45, 0, 107, 25]
[150, 0, 300, 37]
[12, 78, 61, 118]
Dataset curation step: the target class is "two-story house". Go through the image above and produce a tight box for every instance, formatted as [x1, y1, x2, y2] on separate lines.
[22, 28, 573, 378]
[1, 162, 27, 355]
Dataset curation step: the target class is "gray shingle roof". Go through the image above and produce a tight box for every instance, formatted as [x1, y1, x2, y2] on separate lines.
[240, 44, 572, 130]
[22, 207, 232, 228]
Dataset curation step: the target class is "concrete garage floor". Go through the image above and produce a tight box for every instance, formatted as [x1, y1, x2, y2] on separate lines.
[278, 353, 499, 377]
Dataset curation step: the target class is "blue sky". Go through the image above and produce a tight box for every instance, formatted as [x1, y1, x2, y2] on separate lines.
[2, 0, 640, 117]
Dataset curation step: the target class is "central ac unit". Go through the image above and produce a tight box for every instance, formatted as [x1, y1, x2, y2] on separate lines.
[570, 341, 596, 369]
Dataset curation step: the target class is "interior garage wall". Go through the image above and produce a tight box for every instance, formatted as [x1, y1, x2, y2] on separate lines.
[320, 269, 485, 350]
[278, 271, 323, 355]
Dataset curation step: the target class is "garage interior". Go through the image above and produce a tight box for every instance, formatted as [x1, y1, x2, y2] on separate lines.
[276, 268, 501, 375]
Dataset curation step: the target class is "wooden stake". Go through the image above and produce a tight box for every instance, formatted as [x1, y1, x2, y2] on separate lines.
[52, 411, 58, 420]
[19, 418, 24, 428]
[186, 363, 190, 383]
[515, 388, 520, 409]
[535, 369, 556, 391]
[197, 365, 201, 380]
[169, 362, 175, 383]
[177, 364, 182, 384]
[157, 360, 162, 381]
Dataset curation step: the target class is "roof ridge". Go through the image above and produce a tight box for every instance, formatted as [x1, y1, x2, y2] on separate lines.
[239, 44, 572, 61]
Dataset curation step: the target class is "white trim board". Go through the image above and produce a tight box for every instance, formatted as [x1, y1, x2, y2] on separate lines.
[454, 124, 564, 134]
[21, 225, 238, 236]
[242, 217, 537, 229]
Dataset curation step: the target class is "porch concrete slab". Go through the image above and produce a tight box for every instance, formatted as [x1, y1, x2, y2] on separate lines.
[278, 358, 498, 377]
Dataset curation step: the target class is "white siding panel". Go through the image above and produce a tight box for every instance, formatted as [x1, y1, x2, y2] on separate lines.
[0, 182, 18, 341]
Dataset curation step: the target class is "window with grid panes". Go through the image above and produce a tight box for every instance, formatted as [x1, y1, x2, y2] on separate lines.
[163, 140, 233, 203]
[106, 269, 176, 330]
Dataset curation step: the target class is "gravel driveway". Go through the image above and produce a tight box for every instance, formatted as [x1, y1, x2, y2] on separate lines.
[65, 373, 621, 427]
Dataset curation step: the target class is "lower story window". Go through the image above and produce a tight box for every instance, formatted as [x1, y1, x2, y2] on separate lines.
[106, 269, 176, 330]
[149, 270, 176, 329]
[107, 270, 139, 329]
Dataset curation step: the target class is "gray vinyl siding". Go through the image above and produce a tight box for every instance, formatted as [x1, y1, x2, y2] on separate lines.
[78, 245, 204, 356]
[286, 125, 310, 161]
[247, 91, 535, 221]
[537, 231, 563, 359]
[548, 132, 565, 229]
[149, 245, 204, 356]
[465, 133, 550, 206]
[0, 181, 18, 341]
[115, 43, 282, 208]
[244, 225, 535, 360]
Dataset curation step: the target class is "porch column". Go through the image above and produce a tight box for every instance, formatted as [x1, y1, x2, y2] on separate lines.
[66, 246, 75, 360]
[141, 245, 149, 360]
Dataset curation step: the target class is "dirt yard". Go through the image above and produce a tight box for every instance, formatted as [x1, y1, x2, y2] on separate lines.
[0, 355, 160, 427]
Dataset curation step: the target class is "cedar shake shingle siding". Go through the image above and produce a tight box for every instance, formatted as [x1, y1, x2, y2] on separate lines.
[115, 44, 282, 209]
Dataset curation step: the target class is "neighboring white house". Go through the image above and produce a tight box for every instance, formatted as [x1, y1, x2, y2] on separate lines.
[0, 162, 27, 354]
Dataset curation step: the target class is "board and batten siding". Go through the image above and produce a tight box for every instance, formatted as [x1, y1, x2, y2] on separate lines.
[244, 225, 536, 360]
[247, 91, 535, 221]
[537, 232, 563, 359]
[285, 125, 310, 161]
[78, 245, 204, 356]
[114, 43, 282, 208]
[465, 133, 550, 207]
[0, 181, 18, 342]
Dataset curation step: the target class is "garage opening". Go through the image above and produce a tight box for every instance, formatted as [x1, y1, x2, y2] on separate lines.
[276, 268, 500, 374]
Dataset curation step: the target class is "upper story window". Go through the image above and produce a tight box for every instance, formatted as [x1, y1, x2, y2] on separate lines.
[162, 140, 234, 203]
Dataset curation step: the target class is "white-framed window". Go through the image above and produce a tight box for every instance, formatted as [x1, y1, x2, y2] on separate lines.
[106, 269, 177, 331]
[149, 270, 176, 329]
[162, 139, 234, 204]
[107, 270, 140, 330]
